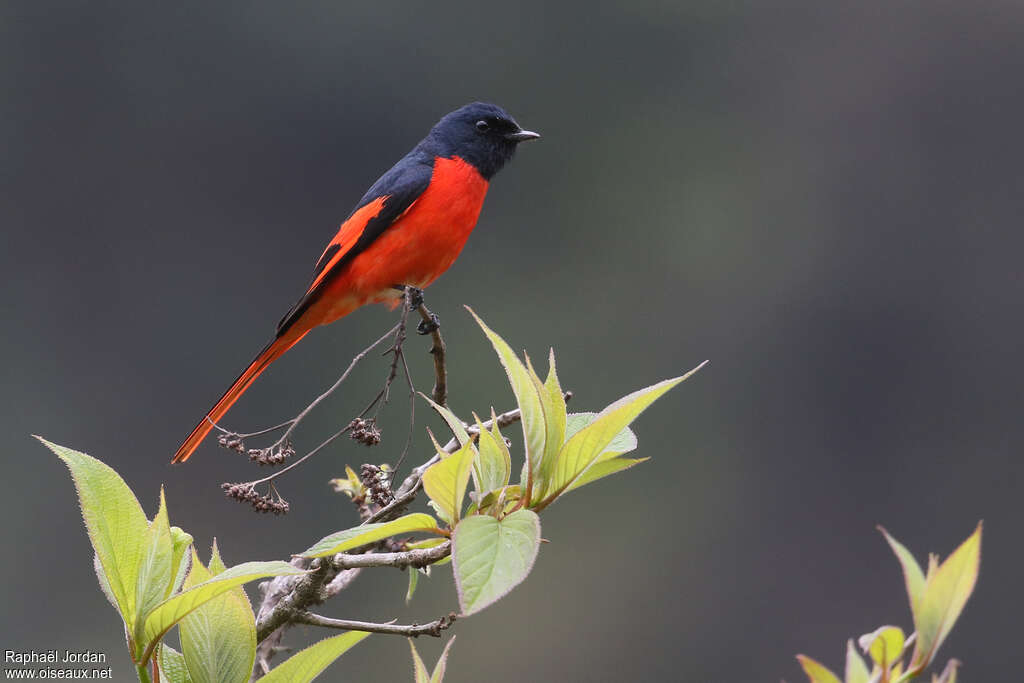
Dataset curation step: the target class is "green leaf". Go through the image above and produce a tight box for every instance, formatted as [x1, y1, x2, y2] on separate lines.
[409, 636, 455, 683]
[168, 527, 194, 598]
[133, 489, 175, 648]
[564, 412, 638, 461]
[844, 639, 870, 683]
[406, 565, 420, 605]
[858, 625, 905, 672]
[473, 413, 511, 496]
[542, 350, 567, 457]
[880, 526, 927, 619]
[158, 644, 193, 683]
[40, 438, 150, 635]
[329, 465, 365, 499]
[467, 308, 548, 499]
[423, 395, 472, 448]
[565, 457, 649, 492]
[301, 513, 440, 559]
[207, 539, 227, 574]
[142, 561, 303, 654]
[452, 509, 541, 616]
[409, 640, 429, 683]
[543, 365, 704, 505]
[179, 544, 256, 683]
[795, 655, 841, 683]
[527, 352, 564, 494]
[431, 637, 455, 683]
[910, 523, 982, 671]
[261, 631, 371, 683]
[423, 442, 476, 525]
[93, 553, 119, 613]
[931, 658, 960, 683]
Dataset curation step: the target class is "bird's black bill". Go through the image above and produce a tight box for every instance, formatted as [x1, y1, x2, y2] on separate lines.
[505, 129, 541, 142]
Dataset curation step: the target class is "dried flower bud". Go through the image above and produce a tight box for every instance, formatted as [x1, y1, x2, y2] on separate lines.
[221, 482, 290, 515]
[348, 418, 382, 446]
[360, 463, 395, 507]
[245, 440, 295, 466]
[217, 433, 247, 453]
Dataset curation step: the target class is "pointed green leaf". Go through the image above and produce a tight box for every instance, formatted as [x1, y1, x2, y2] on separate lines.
[93, 553, 119, 613]
[858, 625, 905, 671]
[423, 398, 479, 490]
[452, 509, 540, 616]
[473, 413, 511, 495]
[158, 644, 193, 683]
[880, 527, 927, 618]
[565, 457, 649, 492]
[526, 352, 563, 493]
[430, 636, 455, 683]
[796, 655, 842, 683]
[544, 366, 704, 504]
[845, 639, 870, 683]
[422, 395, 472, 448]
[301, 513, 440, 558]
[542, 349, 567, 462]
[134, 488, 175, 648]
[564, 412, 638, 461]
[142, 561, 303, 651]
[911, 523, 982, 671]
[168, 527, 194, 598]
[329, 465, 365, 499]
[40, 438, 150, 633]
[260, 631, 371, 683]
[931, 659, 960, 683]
[467, 308, 548, 496]
[406, 565, 420, 605]
[207, 539, 227, 575]
[409, 640, 429, 683]
[423, 442, 476, 525]
[179, 544, 256, 683]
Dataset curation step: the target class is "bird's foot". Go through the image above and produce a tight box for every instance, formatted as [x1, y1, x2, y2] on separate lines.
[417, 312, 440, 335]
[393, 284, 425, 311]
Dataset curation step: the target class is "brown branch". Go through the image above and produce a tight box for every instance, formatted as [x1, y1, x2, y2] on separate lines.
[251, 563, 361, 682]
[293, 611, 457, 638]
[417, 303, 447, 407]
[330, 541, 451, 569]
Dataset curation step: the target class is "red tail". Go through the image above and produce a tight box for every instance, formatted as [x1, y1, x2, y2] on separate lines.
[171, 331, 308, 463]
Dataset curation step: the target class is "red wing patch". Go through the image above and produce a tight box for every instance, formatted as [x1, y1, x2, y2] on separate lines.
[307, 195, 388, 293]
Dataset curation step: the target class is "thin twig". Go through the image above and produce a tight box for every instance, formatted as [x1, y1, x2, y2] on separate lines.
[393, 345, 417, 474]
[281, 323, 401, 447]
[293, 611, 457, 638]
[245, 422, 354, 487]
[226, 324, 400, 455]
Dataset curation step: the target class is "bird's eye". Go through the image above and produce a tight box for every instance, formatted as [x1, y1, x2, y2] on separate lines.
[475, 120, 490, 132]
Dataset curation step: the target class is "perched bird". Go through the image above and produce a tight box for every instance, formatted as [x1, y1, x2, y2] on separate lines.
[172, 102, 539, 463]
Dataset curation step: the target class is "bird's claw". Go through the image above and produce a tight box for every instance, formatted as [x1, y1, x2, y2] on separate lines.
[394, 285, 425, 311]
[417, 313, 440, 335]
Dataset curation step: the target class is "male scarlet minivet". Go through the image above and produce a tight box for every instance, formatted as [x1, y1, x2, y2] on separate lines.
[172, 102, 539, 463]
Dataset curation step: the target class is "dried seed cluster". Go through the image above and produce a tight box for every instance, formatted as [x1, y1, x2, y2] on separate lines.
[246, 441, 296, 466]
[217, 432, 295, 466]
[217, 433, 247, 453]
[221, 482, 290, 515]
[349, 418, 382, 446]
[360, 463, 395, 507]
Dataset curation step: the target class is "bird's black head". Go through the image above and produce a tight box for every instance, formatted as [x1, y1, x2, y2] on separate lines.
[424, 102, 540, 180]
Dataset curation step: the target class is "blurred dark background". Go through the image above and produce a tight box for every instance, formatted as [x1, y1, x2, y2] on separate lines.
[3, 1, 1021, 680]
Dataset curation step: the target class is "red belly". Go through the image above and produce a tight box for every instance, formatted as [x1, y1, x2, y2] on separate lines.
[313, 156, 489, 324]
